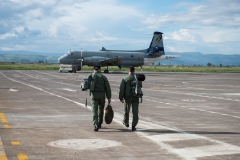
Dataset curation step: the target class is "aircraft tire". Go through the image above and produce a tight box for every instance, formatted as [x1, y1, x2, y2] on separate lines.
[104, 70, 109, 73]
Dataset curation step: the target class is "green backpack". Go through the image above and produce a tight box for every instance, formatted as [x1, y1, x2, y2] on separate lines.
[80, 73, 96, 91]
[130, 74, 143, 103]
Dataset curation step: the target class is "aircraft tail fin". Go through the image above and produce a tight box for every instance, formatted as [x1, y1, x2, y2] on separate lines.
[101, 47, 107, 51]
[147, 31, 165, 56]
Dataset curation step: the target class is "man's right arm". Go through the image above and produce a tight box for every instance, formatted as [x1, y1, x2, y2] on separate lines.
[104, 76, 111, 100]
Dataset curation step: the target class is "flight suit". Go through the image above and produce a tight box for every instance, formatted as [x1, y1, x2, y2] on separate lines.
[119, 73, 142, 127]
[90, 71, 111, 126]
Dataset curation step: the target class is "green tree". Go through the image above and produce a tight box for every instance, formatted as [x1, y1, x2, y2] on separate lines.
[207, 62, 212, 67]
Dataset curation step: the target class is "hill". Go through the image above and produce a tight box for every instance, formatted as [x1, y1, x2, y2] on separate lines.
[161, 52, 240, 66]
[0, 51, 61, 63]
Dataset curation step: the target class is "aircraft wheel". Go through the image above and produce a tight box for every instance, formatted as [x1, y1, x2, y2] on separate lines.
[104, 69, 109, 73]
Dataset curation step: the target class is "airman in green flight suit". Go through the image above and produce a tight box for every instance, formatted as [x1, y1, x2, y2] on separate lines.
[119, 66, 142, 131]
[90, 66, 111, 131]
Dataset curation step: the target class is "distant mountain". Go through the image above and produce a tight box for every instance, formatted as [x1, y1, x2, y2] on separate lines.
[0, 50, 63, 57]
[0, 51, 61, 63]
[161, 52, 240, 66]
[0, 50, 239, 66]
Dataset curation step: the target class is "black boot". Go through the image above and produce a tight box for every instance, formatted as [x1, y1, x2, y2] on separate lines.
[94, 124, 98, 131]
[132, 126, 136, 131]
[122, 122, 129, 128]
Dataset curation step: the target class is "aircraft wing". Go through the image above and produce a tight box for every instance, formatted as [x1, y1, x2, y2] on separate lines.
[100, 47, 146, 52]
[100, 57, 123, 65]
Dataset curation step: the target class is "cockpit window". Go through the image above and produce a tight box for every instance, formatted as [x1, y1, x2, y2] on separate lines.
[67, 51, 73, 55]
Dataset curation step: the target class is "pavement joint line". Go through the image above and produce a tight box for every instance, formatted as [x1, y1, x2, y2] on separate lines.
[3, 125, 11, 129]
[2, 71, 240, 159]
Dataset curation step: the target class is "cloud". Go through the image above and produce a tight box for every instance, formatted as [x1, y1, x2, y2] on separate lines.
[165, 29, 197, 42]
[0, 0, 239, 54]
[1, 0, 141, 51]
[14, 27, 41, 39]
[141, 0, 240, 28]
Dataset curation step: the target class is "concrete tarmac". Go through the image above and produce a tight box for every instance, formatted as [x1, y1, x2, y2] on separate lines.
[0, 70, 240, 160]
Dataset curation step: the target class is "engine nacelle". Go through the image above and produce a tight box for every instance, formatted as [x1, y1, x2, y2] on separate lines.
[83, 56, 107, 65]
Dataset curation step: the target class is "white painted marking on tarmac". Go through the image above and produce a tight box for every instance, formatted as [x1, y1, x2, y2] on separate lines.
[48, 139, 122, 150]
[144, 98, 240, 119]
[9, 88, 18, 92]
[62, 88, 76, 92]
[181, 99, 207, 102]
[146, 134, 201, 142]
[34, 70, 85, 80]
[145, 88, 240, 102]
[16, 70, 77, 87]
[0, 71, 89, 109]
[1, 71, 240, 159]
[0, 137, 7, 156]
[33, 70, 68, 79]
[16, 71, 39, 79]
[223, 93, 240, 96]
[175, 144, 240, 158]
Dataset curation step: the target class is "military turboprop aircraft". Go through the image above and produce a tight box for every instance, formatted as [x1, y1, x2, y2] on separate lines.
[58, 31, 180, 73]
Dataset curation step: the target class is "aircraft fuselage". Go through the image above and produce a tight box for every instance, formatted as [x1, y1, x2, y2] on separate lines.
[58, 50, 145, 67]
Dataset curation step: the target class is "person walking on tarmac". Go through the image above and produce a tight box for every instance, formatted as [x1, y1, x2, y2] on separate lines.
[91, 65, 111, 131]
[119, 66, 142, 131]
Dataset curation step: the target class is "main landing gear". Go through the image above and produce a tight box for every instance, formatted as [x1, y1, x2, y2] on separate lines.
[104, 66, 109, 73]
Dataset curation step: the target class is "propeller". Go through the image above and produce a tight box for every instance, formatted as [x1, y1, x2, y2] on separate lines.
[78, 49, 84, 68]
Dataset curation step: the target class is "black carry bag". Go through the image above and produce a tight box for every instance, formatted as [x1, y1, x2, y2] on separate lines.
[136, 74, 145, 81]
[105, 103, 114, 124]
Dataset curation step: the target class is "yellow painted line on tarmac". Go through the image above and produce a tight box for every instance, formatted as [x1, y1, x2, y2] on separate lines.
[0, 155, 8, 160]
[17, 154, 28, 160]
[11, 141, 20, 145]
[0, 113, 8, 123]
[3, 125, 10, 129]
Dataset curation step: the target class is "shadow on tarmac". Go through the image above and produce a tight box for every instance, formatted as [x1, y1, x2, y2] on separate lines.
[98, 127, 133, 132]
[96, 128, 240, 134]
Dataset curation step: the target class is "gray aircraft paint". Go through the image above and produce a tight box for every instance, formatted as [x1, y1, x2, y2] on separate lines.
[58, 31, 180, 72]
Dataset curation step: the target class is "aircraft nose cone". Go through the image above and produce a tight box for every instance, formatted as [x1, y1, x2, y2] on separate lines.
[58, 58, 61, 63]
[58, 56, 64, 63]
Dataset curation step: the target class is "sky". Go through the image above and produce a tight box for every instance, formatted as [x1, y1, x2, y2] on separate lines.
[0, 0, 240, 54]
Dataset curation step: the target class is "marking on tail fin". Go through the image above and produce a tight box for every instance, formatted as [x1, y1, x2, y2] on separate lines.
[156, 35, 162, 42]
